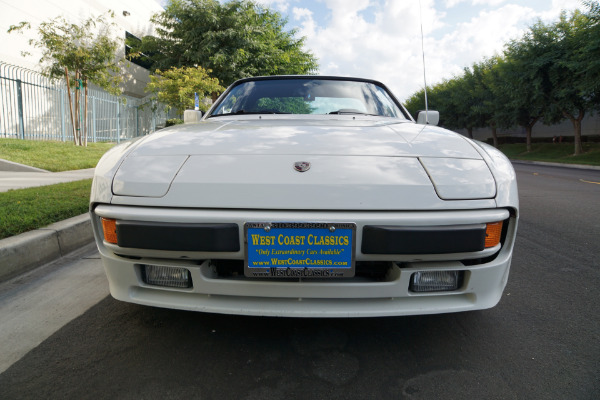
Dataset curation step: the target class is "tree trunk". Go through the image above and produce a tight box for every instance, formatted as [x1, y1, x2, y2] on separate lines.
[563, 109, 584, 156]
[74, 70, 81, 146]
[491, 125, 498, 148]
[525, 125, 532, 153]
[467, 127, 473, 139]
[523, 116, 540, 153]
[64, 68, 77, 144]
[84, 78, 88, 147]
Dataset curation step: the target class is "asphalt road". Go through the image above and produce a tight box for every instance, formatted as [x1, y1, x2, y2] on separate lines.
[0, 163, 598, 399]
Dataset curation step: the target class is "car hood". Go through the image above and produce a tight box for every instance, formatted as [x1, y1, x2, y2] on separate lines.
[125, 117, 483, 158]
[104, 117, 497, 210]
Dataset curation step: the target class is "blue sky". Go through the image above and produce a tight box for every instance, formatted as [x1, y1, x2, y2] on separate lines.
[251, 0, 584, 100]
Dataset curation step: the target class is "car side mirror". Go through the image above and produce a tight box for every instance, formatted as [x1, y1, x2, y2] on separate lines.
[416, 110, 439, 126]
[184, 110, 203, 124]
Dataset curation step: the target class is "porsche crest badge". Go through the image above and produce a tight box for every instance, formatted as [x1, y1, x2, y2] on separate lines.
[293, 161, 311, 172]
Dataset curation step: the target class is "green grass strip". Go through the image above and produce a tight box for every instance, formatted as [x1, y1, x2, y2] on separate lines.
[498, 143, 600, 166]
[0, 139, 114, 172]
[0, 179, 92, 240]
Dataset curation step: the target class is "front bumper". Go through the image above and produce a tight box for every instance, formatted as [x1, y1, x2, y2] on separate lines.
[91, 205, 517, 317]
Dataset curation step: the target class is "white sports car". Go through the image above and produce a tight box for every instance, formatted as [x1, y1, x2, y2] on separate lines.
[90, 76, 518, 317]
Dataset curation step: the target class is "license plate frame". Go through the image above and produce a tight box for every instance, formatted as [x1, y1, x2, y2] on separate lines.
[244, 222, 356, 278]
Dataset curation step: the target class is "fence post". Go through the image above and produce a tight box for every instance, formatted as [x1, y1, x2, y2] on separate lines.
[1, 62, 170, 142]
[116, 100, 121, 144]
[16, 79, 25, 139]
[60, 88, 66, 141]
[152, 100, 156, 133]
[92, 97, 97, 143]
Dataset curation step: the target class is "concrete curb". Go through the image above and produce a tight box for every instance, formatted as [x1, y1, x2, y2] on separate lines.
[0, 213, 94, 283]
[510, 159, 600, 171]
[0, 159, 50, 173]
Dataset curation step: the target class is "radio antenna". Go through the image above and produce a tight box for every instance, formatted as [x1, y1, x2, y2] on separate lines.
[419, 0, 429, 123]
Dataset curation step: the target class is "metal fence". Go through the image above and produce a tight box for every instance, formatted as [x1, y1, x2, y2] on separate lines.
[0, 61, 173, 143]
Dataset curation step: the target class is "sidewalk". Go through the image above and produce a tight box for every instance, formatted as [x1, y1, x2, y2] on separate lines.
[0, 159, 96, 282]
[0, 159, 95, 192]
[510, 159, 600, 171]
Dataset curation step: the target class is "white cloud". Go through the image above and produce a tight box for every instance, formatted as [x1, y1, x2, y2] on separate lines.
[289, 0, 582, 100]
[445, 0, 508, 6]
[255, 0, 290, 13]
[539, 0, 583, 21]
[472, 0, 508, 5]
[293, 1, 452, 99]
[444, 0, 467, 7]
[293, 7, 317, 40]
[435, 4, 534, 63]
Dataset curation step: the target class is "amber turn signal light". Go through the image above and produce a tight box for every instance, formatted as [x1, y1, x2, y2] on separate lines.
[485, 221, 503, 248]
[101, 218, 118, 244]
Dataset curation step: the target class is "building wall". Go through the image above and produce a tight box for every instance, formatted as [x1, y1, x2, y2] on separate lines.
[0, 0, 164, 98]
[453, 113, 600, 142]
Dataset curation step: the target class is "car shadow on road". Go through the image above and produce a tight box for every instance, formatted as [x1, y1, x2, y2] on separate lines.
[0, 295, 533, 400]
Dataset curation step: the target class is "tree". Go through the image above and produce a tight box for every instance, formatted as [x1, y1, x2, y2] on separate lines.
[460, 66, 489, 140]
[471, 58, 503, 147]
[9, 12, 124, 146]
[549, 11, 596, 155]
[403, 79, 467, 132]
[440, 73, 479, 138]
[145, 66, 224, 115]
[403, 88, 426, 120]
[131, 0, 318, 87]
[506, 11, 597, 155]
[493, 52, 545, 152]
[428, 80, 458, 129]
[578, 1, 600, 111]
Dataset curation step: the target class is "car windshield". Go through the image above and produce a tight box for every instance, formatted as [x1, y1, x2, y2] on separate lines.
[208, 78, 407, 119]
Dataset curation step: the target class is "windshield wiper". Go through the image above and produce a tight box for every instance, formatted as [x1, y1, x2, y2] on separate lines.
[209, 109, 291, 118]
[328, 109, 378, 116]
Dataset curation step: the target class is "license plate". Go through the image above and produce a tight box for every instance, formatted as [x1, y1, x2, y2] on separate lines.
[244, 222, 356, 278]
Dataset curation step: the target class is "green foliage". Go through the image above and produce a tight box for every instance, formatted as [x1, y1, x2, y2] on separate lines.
[133, 0, 319, 87]
[470, 59, 498, 126]
[0, 139, 114, 171]
[257, 97, 314, 114]
[403, 80, 455, 127]
[8, 12, 126, 146]
[422, 77, 472, 132]
[403, 89, 426, 120]
[8, 12, 124, 95]
[146, 66, 225, 114]
[505, 10, 597, 154]
[577, 1, 600, 107]
[491, 56, 541, 130]
[166, 118, 184, 127]
[445, 70, 479, 135]
[0, 179, 92, 239]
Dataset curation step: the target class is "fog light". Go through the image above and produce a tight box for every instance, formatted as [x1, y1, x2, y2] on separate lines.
[143, 265, 192, 288]
[410, 271, 462, 292]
